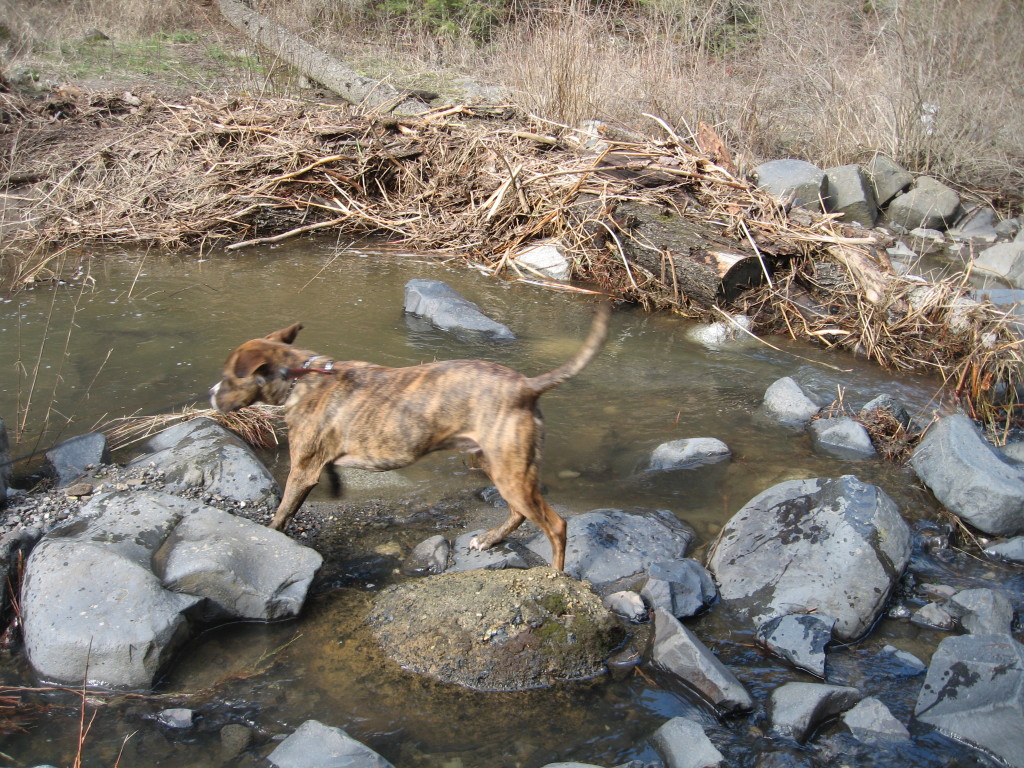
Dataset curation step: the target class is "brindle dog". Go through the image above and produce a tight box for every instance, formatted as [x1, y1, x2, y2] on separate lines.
[210, 303, 610, 571]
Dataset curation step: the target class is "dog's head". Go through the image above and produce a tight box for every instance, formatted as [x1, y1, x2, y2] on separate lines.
[210, 323, 305, 412]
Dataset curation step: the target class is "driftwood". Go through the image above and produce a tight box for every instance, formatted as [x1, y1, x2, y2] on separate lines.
[214, 0, 426, 114]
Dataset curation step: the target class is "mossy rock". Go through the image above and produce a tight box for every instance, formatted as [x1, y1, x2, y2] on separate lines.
[368, 568, 625, 691]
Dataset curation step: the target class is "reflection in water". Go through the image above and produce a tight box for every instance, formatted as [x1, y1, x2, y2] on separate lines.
[0, 242, 971, 767]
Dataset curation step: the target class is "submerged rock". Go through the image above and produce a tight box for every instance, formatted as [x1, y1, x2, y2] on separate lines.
[269, 719, 394, 768]
[762, 377, 820, 427]
[707, 475, 911, 641]
[650, 716, 724, 768]
[368, 568, 624, 692]
[403, 278, 515, 340]
[841, 697, 910, 744]
[648, 438, 731, 471]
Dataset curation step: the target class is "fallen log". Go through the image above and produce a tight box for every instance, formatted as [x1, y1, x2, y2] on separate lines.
[214, 0, 426, 115]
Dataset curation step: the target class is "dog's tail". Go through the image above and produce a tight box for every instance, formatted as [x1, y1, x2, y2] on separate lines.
[527, 301, 612, 395]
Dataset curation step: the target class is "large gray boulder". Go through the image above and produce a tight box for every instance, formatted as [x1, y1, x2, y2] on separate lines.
[269, 720, 394, 768]
[974, 242, 1024, 289]
[752, 159, 827, 211]
[21, 491, 321, 689]
[128, 417, 279, 506]
[910, 413, 1024, 536]
[403, 279, 515, 340]
[864, 156, 913, 207]
[527, 508, 696, 593]
[650, 609, 753, 714]
[915, 633, 1024, 768]
[886, 176, 961, 231]
[707, 475, 911, 641]
[824, 164, 877, 226]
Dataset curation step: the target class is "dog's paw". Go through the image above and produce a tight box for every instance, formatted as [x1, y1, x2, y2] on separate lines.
[469, 535, 483, 551]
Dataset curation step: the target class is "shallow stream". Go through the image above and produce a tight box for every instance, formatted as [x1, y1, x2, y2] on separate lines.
[0, 242, 1009, 767]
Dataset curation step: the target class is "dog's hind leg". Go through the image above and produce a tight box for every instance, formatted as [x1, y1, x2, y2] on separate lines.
[474, 467, 567, 572]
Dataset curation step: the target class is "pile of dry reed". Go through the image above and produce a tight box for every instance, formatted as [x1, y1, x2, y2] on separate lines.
[3, 91, 1021, 434]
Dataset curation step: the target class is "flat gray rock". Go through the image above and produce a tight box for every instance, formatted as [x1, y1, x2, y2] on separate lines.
[915, 633, 1024, 768]
[708, 475, 911, 641]
[841, 697, 910, 743]
[648, 438, 731, 471]
[403, 279, 515, 340]
[752, 159, 826, 211]
[527, 508, 696, 593]
[886, 176, 961, 231]
[650, 608, 753, 715]
[865, 156, 913, 207]
[809, 417, 876, 459]
[651, 716, 724, 768]
[975, 242, 1024, 289]
[948, 588, 1015, 635]
[641, 559, 717, 619]
[824, 164, 877, 225]
[756, 613, 835, 678]
[448, 530, 529, 572]
[269, 720, 394, 768]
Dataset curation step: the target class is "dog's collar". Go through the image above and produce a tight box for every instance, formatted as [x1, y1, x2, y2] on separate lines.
[283, 356, 337, 379]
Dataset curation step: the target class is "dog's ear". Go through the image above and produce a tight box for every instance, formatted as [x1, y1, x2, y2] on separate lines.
[265, 323, 303, 344]
[232, 347, 274, 379]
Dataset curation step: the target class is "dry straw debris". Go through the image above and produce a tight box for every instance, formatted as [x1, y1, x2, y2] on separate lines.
[2, 91, 1021, 436]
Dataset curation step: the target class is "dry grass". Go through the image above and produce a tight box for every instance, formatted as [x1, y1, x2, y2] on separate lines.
[102, 404, 283, 452]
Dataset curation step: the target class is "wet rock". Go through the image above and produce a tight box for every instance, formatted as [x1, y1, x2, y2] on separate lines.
[886, 176, 961, 231]
[881, 645, 927, 676]
[770, 682, 863, 743]
[0, 527, 42, 629]
[648, 438, 731, 471]
[156, 708, 194, 728]
[402, 534, 450, 576]
[762, 377, 820, 427]
[21, 491, 320, 688]
[269, 719, 394, 768]
[403, 279, 515, 340]
[513, 241, 572, 280]
[641, 559, 717, 619]
[975, 242, 1024, 289]
[948, 587, 1015, 635]
[45, 432, 109, 487]
[755, 614, 835, 678]
[707, 475, 911, 641]
[824, 164, 877, 226]
[753, 752, 814, 768]
[865, 156, 913, 207]
[914, 633, 1024, 768]
[606, 644, 643, 681]
[128, 417, 280, 507]
[650, 716, 724, 768]
[650, 609, 753, 714]
[910, 413, 1024, 536]
[527, 508, 696, 593]
[152, 504, 322, 621]
[911, 602, 956, 631]
[448, 530, 529, 572]
[985, 536, 1024, 563]
[603, 590, 648, 623]
[752, 159, 827, 211]
[841, 697, 910, 743]
[809, 416, 876, 459]
[368, 569, 623, 692]
[219, 723, 253, 758]
[686, 314, 753, 348]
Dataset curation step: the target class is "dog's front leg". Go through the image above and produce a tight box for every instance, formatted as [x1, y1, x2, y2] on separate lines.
[269, 460, 323, 531]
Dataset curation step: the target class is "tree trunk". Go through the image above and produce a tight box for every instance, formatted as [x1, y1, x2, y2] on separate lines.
[214, 0, 426, 115]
